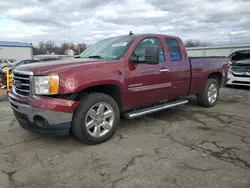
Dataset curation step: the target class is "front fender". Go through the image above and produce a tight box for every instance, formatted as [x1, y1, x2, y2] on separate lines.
[58, 70, 125, 94]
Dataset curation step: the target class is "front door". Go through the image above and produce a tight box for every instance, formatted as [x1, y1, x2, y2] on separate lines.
[124, 37, 172, 108]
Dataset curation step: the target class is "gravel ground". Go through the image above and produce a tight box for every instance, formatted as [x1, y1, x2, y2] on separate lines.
[0, 86, 250, 188]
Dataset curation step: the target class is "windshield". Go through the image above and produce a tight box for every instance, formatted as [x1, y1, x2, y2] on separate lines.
[8, 59, 16, 63]
[79, 36, 135, 60]
[234, 59, 250, 64]
[12, 61, 21, 66]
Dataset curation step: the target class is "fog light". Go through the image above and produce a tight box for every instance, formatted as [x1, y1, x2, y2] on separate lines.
[34, 115, 49, 128]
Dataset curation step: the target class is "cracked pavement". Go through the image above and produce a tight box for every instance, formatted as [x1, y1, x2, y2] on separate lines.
[0, 86, 250, 188]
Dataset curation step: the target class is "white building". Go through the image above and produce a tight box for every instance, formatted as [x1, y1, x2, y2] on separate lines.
[65, 49, 75, 56]
[186, 44, 250, 57]
[0, 41, 33, 60]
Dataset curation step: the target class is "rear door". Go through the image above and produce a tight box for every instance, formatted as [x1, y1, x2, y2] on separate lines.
[163, 38, 191, 98]
[124, 37, 172, 108]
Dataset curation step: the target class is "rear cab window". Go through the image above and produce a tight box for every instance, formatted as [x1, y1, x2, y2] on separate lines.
[165, 38, 182, 61]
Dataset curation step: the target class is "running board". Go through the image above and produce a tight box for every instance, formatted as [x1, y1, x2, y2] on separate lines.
[124, 99, 188, 119]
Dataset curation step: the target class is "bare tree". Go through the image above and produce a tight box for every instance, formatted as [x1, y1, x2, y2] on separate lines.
[76, 43, 87, 55]
[38, 42, 46, 54]
[45, 40, 56, 54]
[34, 41, 88, 55]
[184, 40, 202, 47]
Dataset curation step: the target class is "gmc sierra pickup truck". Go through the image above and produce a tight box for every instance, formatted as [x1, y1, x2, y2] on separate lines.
[8, 33, 229, 144]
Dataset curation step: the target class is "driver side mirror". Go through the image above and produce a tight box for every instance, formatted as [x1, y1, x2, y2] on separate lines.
[144, 46, 159, 64]
[130, 46, 159, 64]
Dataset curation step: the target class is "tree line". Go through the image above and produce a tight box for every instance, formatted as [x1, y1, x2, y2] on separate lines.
[184, 40, 209, 47]
[33, 39, 208, 55]
[33, 41, 87, 55]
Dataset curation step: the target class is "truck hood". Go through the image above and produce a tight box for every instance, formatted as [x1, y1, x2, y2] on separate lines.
[229, 50, 250, 61]
[14, 58, 109, 75]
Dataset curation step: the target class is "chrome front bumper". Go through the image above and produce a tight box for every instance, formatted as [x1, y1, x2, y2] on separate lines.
[227, 73, 250, 86]
[9, 98, 73, 135]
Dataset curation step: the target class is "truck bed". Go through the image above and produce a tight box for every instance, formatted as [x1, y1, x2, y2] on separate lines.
[188, 56, 228, 95]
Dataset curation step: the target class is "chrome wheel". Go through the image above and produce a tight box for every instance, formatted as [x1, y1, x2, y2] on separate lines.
[207, 83, 218, 104]
[85, 102, 115, 138]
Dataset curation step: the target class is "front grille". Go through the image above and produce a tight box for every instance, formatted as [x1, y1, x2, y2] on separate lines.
[232, 73, 250, 78]
[13, 72, 31, 97]
[232, 81, 250, 84]
[231, 66, 250, 72]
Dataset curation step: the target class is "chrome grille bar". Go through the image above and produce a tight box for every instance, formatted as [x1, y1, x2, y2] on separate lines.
[12, 70, 33, 97]
[13, 75, 30, 80]
[14, 87, 30, 93]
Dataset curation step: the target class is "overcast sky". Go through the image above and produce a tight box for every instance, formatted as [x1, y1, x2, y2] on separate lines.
[0, 0, 250, 46]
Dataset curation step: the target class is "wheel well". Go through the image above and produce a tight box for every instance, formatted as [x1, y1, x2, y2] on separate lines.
[78, 85, 122, 109]
[208, 72, 222, 86]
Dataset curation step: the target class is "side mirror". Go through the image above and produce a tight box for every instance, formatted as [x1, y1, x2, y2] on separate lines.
[130, 55, 138, 62]
[130, 46, 159, 64]
[144, 46, 159, 64]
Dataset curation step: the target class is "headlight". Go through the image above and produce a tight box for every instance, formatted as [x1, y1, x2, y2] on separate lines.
[34, 75, 59, 95]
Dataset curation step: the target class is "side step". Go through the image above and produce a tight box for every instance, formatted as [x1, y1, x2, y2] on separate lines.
[124, 99, 188, 119]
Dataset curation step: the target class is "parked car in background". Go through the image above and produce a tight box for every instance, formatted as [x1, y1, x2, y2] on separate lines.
[11, 59, 40, 69]
[1, 57, 62, 95]
[11, 57, 62, 70]
[8, 59, 16, 63]
[34, 56, 62, 61]
[227, 51, 250, 86]
[9, 33, 229, 145]
[0, 59, 12, 69]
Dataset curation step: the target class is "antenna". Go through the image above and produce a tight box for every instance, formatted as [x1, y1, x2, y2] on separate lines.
[129, 31, 134, 35]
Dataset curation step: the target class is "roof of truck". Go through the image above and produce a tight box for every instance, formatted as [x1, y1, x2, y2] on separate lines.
[0, 41, 33, 47]
[118, 33, 181, 40]
[132, 33, 177, 37]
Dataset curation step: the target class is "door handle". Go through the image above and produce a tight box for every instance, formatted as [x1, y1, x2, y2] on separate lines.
[159, 68, 170, 72]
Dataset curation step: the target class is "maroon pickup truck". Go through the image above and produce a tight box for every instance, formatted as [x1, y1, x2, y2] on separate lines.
[8, 34, 229, 144]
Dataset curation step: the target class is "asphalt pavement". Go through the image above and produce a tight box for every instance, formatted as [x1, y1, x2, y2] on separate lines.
[0, 86, 249, 188]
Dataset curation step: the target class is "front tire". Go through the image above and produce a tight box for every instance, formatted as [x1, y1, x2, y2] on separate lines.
[72, 93, 120, 145]
[197, 78, 219, 108]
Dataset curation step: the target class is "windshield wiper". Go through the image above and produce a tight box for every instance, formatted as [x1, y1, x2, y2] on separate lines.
[88, 55, 103, 59]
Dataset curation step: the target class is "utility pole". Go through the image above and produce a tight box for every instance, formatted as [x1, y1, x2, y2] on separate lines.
[78, 42, 80, 55]
[228, 33, 233, 53]
[66, 26, 71, 56]
[68, 26, 71, 49]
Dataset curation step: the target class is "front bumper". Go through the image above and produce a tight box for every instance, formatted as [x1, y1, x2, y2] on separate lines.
[226, 73, 250, 86]
[8, 92, 77, 135]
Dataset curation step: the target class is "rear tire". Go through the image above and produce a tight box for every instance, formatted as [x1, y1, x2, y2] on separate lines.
[72, 93, 120, 145]
[197, 78, 219, 108]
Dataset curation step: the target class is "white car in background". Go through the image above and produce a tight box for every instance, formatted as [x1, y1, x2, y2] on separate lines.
[227, 59, 250, 86]
[0, 59, 12, 69]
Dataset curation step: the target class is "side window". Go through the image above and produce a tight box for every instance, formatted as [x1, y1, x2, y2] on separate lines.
[165, 38, 182, 61]
[134, 37, 165, 63]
